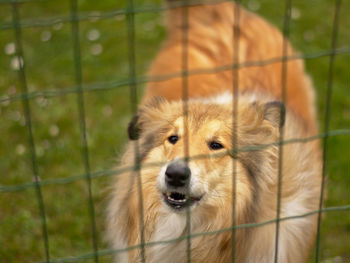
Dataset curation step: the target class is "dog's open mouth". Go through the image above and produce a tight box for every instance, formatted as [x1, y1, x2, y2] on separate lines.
[163, 192, 202, 210]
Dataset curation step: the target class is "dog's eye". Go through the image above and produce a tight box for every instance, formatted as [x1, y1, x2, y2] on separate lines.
[208, 141, 224, 150]
[168, 135, 179, 144]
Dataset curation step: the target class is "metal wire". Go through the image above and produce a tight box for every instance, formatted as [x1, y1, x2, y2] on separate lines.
[126, 0, 146, 260]
[10, 2, 51, 262]
[274, 0, 292, 262]
[315, 0, 342, 262]
[69, 0, 99, 261]
[1, 0, 349, 262]
[1, 129, 350, 192]
[37, 204, 350, 263]
[1, 48, 349, 105]
[231, 1, 241, 261]
[0, 0, 236, 30]
[179, 0, 192, 262]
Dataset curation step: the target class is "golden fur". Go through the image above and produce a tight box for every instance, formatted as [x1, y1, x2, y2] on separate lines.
[107, 1, 322, 262]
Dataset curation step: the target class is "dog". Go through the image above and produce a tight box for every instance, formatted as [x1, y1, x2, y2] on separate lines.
[107, 1, 322, 262]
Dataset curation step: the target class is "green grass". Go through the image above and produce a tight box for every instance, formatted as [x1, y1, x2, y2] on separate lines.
[0, 0, 349, 262]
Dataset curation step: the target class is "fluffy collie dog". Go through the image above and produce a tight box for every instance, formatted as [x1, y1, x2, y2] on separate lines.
[107, 1, 322, 262]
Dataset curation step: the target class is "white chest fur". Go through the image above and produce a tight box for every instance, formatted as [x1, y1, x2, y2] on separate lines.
[147, 212, 187, 263]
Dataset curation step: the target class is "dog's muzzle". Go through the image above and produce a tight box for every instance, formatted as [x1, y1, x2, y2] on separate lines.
[162, 161, 201, 210]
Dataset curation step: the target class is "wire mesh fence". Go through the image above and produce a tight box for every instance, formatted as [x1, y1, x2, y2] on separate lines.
[0, 0, 349, 262]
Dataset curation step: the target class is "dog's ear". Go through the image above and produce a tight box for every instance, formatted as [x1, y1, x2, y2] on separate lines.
[127, 96, 167, 140]
[263, 101, 286, 128]
[128, 114, 140, 140]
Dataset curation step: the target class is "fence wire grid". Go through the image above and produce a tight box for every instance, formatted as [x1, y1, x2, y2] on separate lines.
[0, 0, 349, 262]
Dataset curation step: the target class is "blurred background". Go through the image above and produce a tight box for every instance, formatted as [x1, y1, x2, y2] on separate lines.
[0, 0, 349, 262]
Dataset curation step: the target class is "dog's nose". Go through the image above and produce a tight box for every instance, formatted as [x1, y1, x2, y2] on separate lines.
[165, 161, 191, 188]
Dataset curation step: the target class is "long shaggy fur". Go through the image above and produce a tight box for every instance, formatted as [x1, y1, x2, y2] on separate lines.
[107, 1, 322, 262]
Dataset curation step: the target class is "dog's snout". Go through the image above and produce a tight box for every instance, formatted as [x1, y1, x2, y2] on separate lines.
[165, 161, 191, 188]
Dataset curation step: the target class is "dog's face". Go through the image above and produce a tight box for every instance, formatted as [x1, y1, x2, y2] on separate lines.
[156, 114, 241, 212]
[128, 97, 284, 220]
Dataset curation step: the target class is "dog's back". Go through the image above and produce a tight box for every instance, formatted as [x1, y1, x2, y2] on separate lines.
[144, 1, 317, 133]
